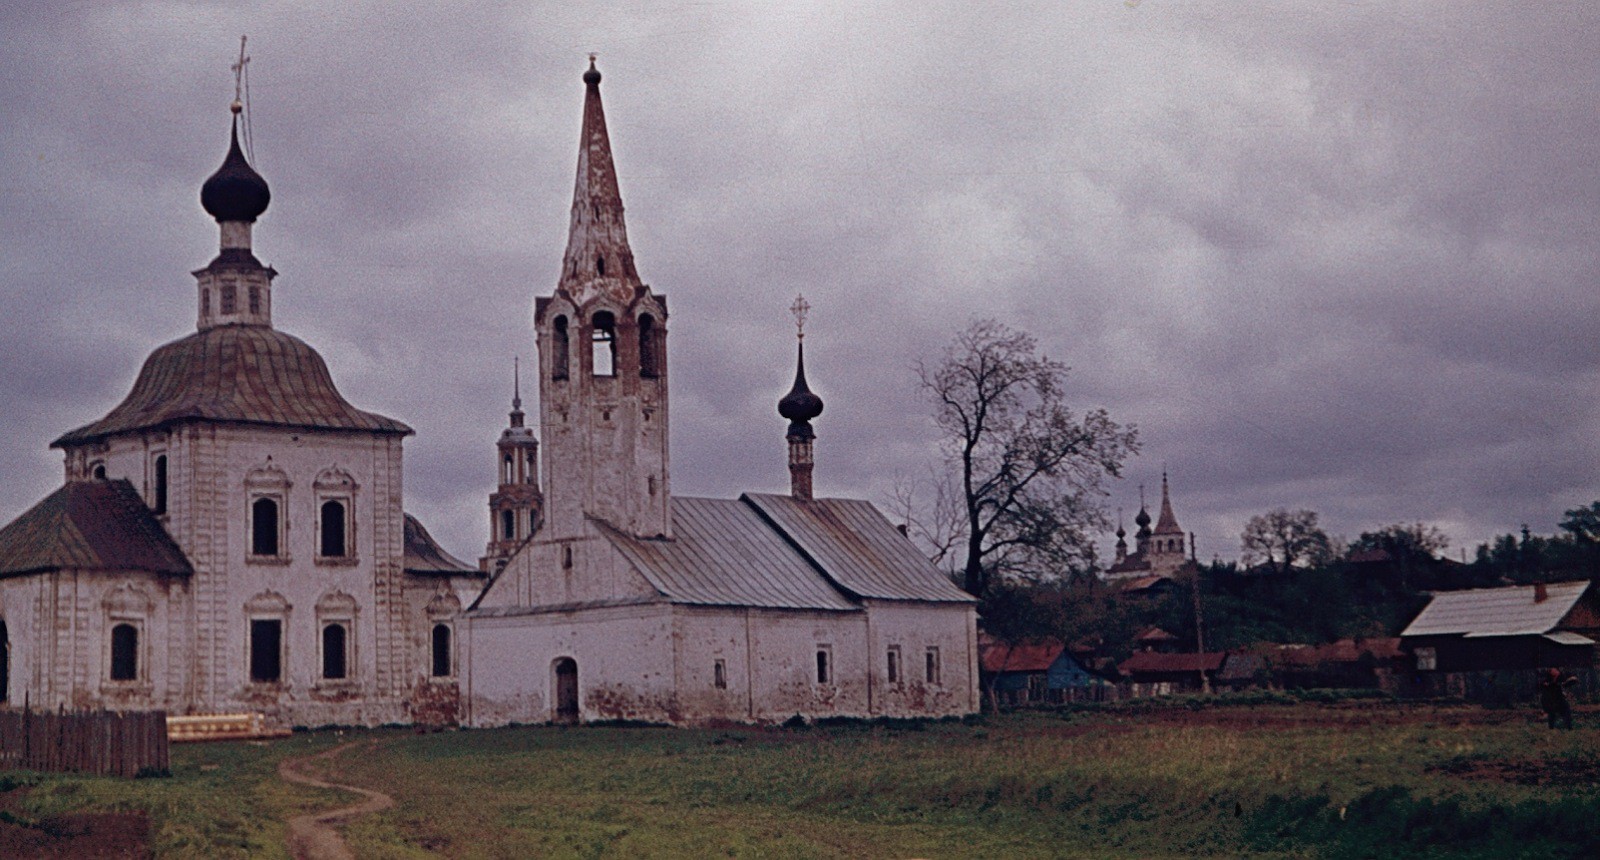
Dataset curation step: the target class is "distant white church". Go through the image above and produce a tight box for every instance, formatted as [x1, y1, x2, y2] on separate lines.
[0, 61, 978, 727]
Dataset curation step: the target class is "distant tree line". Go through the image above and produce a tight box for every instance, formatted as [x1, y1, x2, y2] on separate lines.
[975, 501, 1600, 658]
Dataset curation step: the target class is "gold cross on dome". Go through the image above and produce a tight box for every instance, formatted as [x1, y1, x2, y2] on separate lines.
[790, 294, 810, 340]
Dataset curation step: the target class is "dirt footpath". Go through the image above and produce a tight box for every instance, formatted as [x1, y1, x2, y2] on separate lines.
[278, 741, 394, 860]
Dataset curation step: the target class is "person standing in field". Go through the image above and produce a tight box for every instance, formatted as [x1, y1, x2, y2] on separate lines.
[1538, 668, 1576, 730]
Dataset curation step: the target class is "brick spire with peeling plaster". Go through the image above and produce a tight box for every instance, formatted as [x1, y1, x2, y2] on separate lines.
[558, 55, 642, 307]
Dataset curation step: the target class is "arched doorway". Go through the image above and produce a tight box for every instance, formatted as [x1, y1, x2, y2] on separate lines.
[552, 657, 578, 724]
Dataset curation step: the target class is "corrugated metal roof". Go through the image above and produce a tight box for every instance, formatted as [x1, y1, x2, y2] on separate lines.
[0, 480, 192, 577]
[1119, 651, 1226, 674]
[1401, 581, 1590, 638]
[1544, 631, 1595, 646]
[403, 514, 480, 577]
[742, 493, 974, 603]
[53, 325, 410, 447]
[597, 497, 860, 611]
[980, 640, 1065, 673]
[470, 596, 662, 618]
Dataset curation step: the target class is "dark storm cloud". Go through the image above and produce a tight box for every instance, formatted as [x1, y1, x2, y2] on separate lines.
[1, 1, 1595, 564]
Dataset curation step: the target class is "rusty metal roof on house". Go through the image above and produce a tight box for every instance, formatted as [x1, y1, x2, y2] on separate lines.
[1400, 581, 1591, 638]
[1118, 651, 1225, 675]
[980, 640, 1066, 673]
[53, 325, 411, 447]
[742, 493, 975, 603]
[597, 497, 861, 611]
[0, 480, 192, 578]
[403, 514, 480, 577]
[1117, 574, 1173, 594]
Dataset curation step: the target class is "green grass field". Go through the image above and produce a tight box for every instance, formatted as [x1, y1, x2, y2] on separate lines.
[4, 700, 1598, 858]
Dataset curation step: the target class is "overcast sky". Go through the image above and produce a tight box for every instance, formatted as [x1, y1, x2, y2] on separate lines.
[2, 1, 1596, 566]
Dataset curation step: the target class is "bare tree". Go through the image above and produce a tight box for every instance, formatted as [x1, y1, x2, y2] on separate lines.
[917, 319, 1138, 597]
[1240, 508, 1333, 574]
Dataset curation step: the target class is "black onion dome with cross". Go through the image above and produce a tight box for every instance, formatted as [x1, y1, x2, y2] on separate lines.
[200, 103, 270, 224]
[778, 295, 824, 440]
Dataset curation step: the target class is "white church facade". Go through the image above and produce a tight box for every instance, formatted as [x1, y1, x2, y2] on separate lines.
[0, 61, 978, 727]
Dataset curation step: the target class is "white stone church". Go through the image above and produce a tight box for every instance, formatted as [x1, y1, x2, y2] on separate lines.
[0, 61, 977, 727]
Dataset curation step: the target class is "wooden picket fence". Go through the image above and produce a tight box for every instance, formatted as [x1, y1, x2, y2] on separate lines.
[0, 705, 169, 778]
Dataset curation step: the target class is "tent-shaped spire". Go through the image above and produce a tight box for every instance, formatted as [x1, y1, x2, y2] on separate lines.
[558, 56, 642, 305]
[1154, 472, 1182, 535]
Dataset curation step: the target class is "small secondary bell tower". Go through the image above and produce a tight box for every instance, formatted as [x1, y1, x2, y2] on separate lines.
[482, 358, 544, 570]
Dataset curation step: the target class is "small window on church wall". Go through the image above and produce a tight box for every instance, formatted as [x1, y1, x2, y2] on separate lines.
[524, 451, 536, 484]
[221, 285, 237, 314]
[202, 289, 211, 316]
[320, 500, 348, 558]
[887, 646, 901, 684]
[591, 312, 616, 377]
[714, 659, 727, 689]
[596, 255, 606, 276]
[110, 623, 138, 681]
[647, 475, 656, 496]
[92, 463, 107, 480]
[252, 497, 280, 557]
[502, 509, 515, 541]
[248, 286, 261, 314]
[153, 455, 168, 515]
[322, 623, 348, 680]
[562, 545, 573, 569]
[552, 316, 570, 380]
[432, 624, 452, 677]
[816, 647, 832, 685]
[250, 619, 282, 682]
[638, 314, 659, 378]
[925, 647, 942, 685]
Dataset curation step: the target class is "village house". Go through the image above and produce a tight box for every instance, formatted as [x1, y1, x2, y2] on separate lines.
[1400, 581, 1598, 676]
[978, 637, 1106, 706]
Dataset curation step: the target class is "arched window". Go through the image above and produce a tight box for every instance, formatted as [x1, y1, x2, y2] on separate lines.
[591, 312, 616, 377]
[596, 255, 606, 276]
[432, 624, 452, 677]
[524, 451, 536, 484]
[248, 286, 261, 314]
[221, 284, 237, 314]
[501, 509, 515, 541]
[252, 497, 280, 556]
[202, 289, 211, 317]
[638, 314, 659, 378]
[322, 623, 348, 680]
[552, 316, 570, 380]
[110, 623, 138, 681]
[152, 455, 168, 515]
[320, 500, 347, 558]
[503, 453, 514, 485]
[92, 463, 107, 480]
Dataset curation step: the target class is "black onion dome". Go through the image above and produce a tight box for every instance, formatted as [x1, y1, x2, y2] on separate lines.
[583, 57, 601, 86]
[778, 343, 824, 424]
[1134, 506, 1152, 528]
[200, 117, 270, 223]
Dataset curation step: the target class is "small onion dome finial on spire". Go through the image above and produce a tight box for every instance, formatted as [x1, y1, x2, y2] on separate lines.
[201, 114, 270, 223]
[584, 54, 601, 86]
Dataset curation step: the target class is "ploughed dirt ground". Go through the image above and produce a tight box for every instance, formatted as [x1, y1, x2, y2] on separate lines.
[0, 784, 150, 859]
